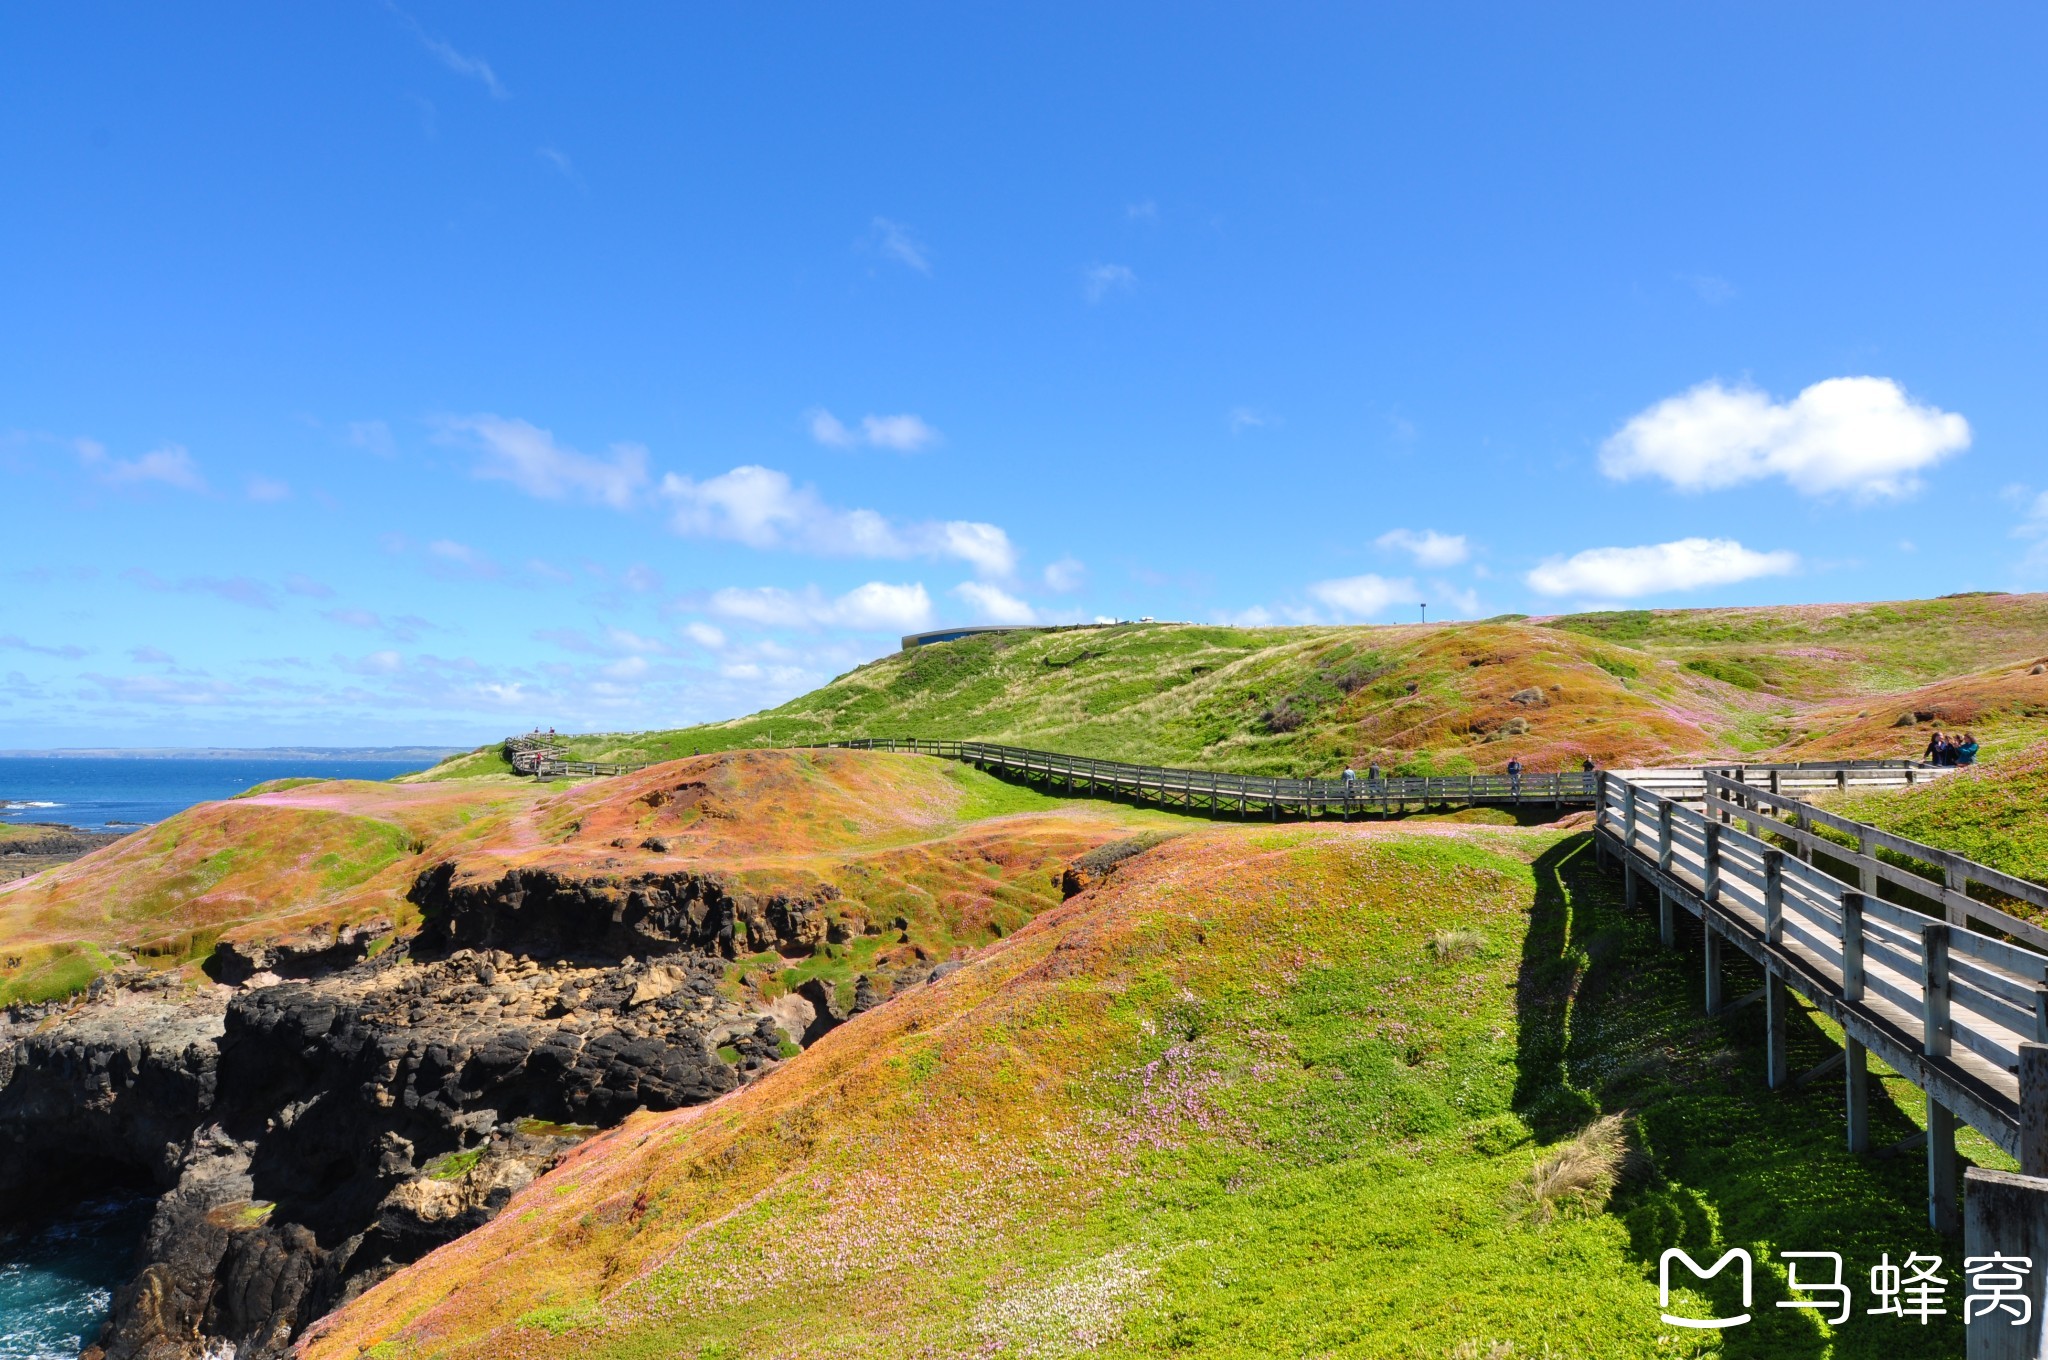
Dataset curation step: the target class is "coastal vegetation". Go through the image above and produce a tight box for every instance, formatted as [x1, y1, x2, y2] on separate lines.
[422, 592, 2048, 783]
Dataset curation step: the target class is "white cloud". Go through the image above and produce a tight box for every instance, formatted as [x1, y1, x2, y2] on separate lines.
[808, 409, 941, 452]
[1375, 528, 1469, 568]
[1429, 582, 1483, 618]
[1526, 537, 1799, 598]
[1306, 573, 1416, 619]
[246, 476, 291, 503]
[439, 414, 649, 509]
[388, 4, 507, 97]
[2015, 490, 2048, 577]
[934, 521, 1016, 577]
[809, 410, 856, 448]
[870, 217, 931, 274]
[660, 465, 1015, 577]
[1215, 606, 1277, 627]
[1084, 263, 1136, 303]
[79, 441, 206, 492]
[709, 581, 933, 633]
[536, 145, 579, 185]
[1043, 557, 1085, 592]
[621, 564, 663, 593]
[860, 413, 939, 452]
[346, 420, 396, 457]
[1227, 407, 1272, 434]
[682, 622, 727, 649]
[953, 581, 1037, 624]
[1678, 273, 1735, 304]
[1601, 377, 1970, 501]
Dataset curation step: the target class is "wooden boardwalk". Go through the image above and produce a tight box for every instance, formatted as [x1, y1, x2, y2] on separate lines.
[502, 728, 2036, 1228]
[1593, 765, 2048, 1231]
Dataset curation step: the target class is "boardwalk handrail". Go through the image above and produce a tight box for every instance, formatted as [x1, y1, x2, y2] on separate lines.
[1595, 767, 2048, 1229]
[1699, 768, 2048, 930]
[815, 737, 1597, 815]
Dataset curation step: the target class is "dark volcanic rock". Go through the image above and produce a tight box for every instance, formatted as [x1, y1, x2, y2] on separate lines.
[5, 874, 826, 1360]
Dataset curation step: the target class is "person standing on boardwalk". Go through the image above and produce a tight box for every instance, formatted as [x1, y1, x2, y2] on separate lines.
[1957, 732, 1980, 766]
[1506, 757, 1523, 796]
[1367, 760, 1381, 790]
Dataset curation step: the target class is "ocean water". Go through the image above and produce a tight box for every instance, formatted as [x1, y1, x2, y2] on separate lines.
[0, 755, 437, 833]
[0, 1197, 152, 1359]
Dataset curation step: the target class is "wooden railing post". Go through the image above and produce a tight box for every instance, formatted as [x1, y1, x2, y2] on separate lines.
[1657, 800, 1674, 877]
[1763, 849, 1784, 944]
[1857, 828, 1878, 895]
[1923, 922, 1960, 1233]
[1923, 923, 1951, 1058]
[2021, 1042, 2048, 1178]
[1623, 783, 1638, 856]
[1703, 821, 1722, 904]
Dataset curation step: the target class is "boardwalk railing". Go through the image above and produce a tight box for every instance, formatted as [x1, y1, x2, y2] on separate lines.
[817, 737, 1596, 817]
[506, 735, 635, 779]
[1595, 766, 2048, 1232]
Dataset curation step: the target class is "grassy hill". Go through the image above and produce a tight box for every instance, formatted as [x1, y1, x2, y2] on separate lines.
[433, 592, 2048, 781]
[302, 807, 1978, 1360]
[0, 752, 1181, 1008]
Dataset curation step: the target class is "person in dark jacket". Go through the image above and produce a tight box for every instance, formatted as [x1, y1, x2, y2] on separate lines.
[1506, 757, 1523, 795]
[1923, 729, 1947, 765]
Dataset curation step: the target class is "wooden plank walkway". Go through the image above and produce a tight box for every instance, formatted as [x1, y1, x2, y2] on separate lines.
[1594, 767, 2048, 1232]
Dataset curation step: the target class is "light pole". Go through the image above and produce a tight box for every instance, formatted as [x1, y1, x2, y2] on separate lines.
[1420, 603, 1428, 624]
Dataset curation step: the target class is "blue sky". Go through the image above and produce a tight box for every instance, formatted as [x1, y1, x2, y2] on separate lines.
[5, 4, 2047, 747]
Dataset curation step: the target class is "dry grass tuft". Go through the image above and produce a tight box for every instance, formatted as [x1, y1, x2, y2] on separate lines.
[1429, 928, 1488, 964]
[1448, 1342, 1516, 1360]
[1519, 1113, 1628, 1222]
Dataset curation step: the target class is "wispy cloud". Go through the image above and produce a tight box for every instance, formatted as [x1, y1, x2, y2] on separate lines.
[437, 414, 650, 509]
[807, 409, 942, 452]
[386, 3, 507, 98]
[709, 581, 934, 632]
[1677, 273, 1736, 304]
[536, 145, 583, 188]
[246, 475, 291, 503]
[0, 635, 88, 660]
[1043, 557, 1085, 592]
[1375, 528, 1470, 568]
[77, 439, 206, 492]
[1083, 263, 1137, 303]
[123, 569, 276, 610]
[1227, 407, 1274, 434]
[284, 574, 334, 599]
[323, 608, 436, 643]
[346, 420, 396, 457]
[869, 217, 931, 274]
[1126, 200, 1158, 222]
[954, 580, 1037, 624]
[660, 465, 1016, 577]
[1306, 573, 1417, 619]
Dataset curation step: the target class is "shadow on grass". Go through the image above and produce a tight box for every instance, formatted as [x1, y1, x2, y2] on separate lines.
[1513, 835, 1963, 1358]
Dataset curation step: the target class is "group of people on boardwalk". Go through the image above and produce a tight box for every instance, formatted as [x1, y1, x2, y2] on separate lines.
[1337, 754, 1596, 796]
[1922, 729, 1979, 767]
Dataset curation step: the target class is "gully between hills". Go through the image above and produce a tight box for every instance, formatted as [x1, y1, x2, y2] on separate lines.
[0, 848, 999, 1360]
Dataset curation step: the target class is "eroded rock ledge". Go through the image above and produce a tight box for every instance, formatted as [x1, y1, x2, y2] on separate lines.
[0, 860, 878, 1360]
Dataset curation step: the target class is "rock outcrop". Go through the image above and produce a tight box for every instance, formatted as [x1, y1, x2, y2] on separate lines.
[2, 866, 812, 1360]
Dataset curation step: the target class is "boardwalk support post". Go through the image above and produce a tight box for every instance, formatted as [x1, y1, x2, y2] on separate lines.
[1658, 889, 1674, 949]
[1842, 891, 1870, 1153]
[1963, 1166, 2048, 1357]
[2021, 1042, 2048, 1178]
[1705, 925, 1724, 1017]
[1923, 923, 1959, 1234]
[1765, 966, 1790, 1090]
[1657, 799, 1674, 877]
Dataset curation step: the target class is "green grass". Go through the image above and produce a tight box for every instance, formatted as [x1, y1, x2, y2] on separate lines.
[1830, 739, 2048, 893]
[1547, 592, 2048, 695]
[426, 1149, 486, 1181]
[423, 596, 2048, 785]
[1027, 839, 1965, 1358]
[0, 941, 119, 1006]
